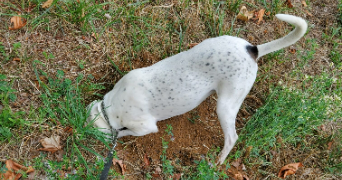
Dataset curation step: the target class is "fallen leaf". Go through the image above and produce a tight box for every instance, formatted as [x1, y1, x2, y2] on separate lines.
[188, 43, 199, 48]
[278, 162, 304, 179]
[227, 166, 249, 180]
[301, 0, 307, 7]
[285, 0, 293, 8]
[237, 6, 254, 22]
[0, 160, 34, 180]
[265, 11, 271, 16]
[289, 49, 296, 54]
[91, 32, 99, 39]
[38, 135, 62, 153]
[113, 158, 126, 175]
[63, 126, 73, 134]
[173, 173, 181, 180]
[151, 173, 161, 177]
[9, 16, 27, 30]
[327, 141, 333, 150]
[256, 9, 265, 24]
[143, 154, 150, 168]
[42, 0, 53, 8]
[12, 58, 20, 62]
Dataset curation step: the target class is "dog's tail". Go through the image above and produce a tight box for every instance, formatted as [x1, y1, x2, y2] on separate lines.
[253, 14, 307, 60]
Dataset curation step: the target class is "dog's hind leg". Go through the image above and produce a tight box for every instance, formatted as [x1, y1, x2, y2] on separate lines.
[215, 83, 251, 164]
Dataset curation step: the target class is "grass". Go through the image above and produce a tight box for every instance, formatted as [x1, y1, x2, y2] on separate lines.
[31, 64, 115, 178]
[1, 0, 341, 179]
[237, 72, 341, 152]
[160, 125, 175, 178]
[0, 74, 26, 141]
[232, 24, 342, 175]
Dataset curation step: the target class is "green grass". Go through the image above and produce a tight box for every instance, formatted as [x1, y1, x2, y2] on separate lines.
[189, 148, 228, 180]
[0, 42, 21, 63]
[29, 60, 116, 179]
[0, 74, 26, 141]
[160, 124, 175, 177]
[233, 70, 342, 174]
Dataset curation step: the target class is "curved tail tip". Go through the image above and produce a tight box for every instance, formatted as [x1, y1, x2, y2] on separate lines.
[275, 14, 307, 31]
[275, 14, 306, 24]
[275, 14, 290, 19]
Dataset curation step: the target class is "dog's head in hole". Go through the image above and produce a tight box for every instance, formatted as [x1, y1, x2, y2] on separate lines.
[87, 14, 307, 164]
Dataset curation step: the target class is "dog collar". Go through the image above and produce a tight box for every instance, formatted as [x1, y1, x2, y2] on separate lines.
[100, 101, 127, 136]
[100, 101, 111, 129]
[100, 100, 118, 140]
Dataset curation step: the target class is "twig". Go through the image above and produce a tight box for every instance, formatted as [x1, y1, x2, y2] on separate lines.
[28, 79, 40, 93]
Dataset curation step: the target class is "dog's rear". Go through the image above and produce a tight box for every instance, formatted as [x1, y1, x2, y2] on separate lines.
[216, 14, 307, 164]
[245, 14, 307, 62]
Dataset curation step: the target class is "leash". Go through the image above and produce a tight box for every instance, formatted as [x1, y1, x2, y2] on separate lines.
[99, 101, 118, 180]
[99, 129, 118, 180]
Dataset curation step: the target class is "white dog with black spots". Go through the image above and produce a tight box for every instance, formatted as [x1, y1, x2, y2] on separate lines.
[88, 14, 307, 164]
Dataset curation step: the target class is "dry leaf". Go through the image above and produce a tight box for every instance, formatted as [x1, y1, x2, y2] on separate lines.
[38, 135, 62, 153]
[143, 154, 150, 167]
[237, 6, 254, 22]
[327, 141, 333, 150]
[289, 49, 296, 54]
[256, 9, 265, 24]
[278, 162, 304, 179]
[113, 158, 126, 175]
[9, 16, 27, 30]
[151, 173, 161, 177]
[12, 58, 20, 62]
[301, 0, 307, 7]
[285, 0, 293, 8]
[173, 173, 181, 180]
[64, 126, 73, 134]
[0, 160, 34, 180]
[42, 0, 53, 8]
[227, 166, 249, 180]
[91, 32, 99, 39]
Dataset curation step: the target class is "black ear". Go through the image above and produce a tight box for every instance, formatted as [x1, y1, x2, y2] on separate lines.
[246, 45, 258, 60]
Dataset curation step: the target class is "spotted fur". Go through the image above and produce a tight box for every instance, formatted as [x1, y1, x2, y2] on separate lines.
[88, 14, 307, 164]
